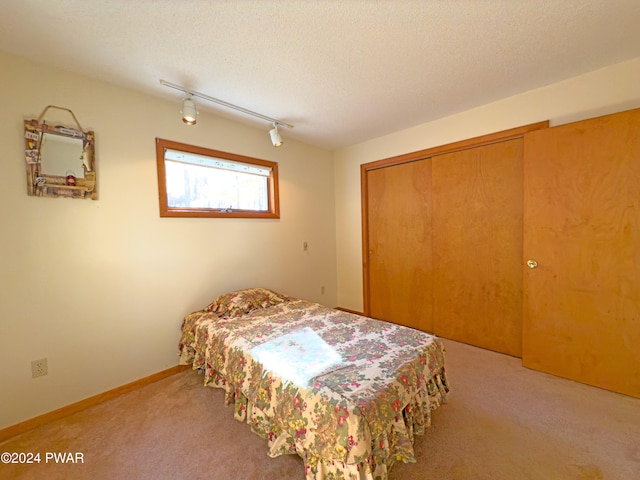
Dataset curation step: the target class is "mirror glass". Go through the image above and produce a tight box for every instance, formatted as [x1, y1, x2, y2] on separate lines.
[40, 133, 85, 179]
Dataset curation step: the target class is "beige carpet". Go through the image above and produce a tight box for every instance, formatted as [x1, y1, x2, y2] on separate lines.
[2, 339, 639, 480]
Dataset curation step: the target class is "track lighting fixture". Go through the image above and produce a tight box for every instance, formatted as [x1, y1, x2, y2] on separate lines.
[269, 123, 283, 147]
[160, 79, 293, 146]
[181, 95, 198, 125]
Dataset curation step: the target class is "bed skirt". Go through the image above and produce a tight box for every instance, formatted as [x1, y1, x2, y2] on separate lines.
[185, 361, 448, 480]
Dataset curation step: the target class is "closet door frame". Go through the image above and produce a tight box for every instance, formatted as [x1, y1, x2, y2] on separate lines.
[361, 121, 548, 317]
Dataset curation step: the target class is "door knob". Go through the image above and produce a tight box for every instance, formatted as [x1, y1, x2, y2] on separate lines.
[527, 260, 538, 269]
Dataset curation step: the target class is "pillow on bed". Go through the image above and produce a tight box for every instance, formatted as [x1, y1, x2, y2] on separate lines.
[205, 288, 291, 318]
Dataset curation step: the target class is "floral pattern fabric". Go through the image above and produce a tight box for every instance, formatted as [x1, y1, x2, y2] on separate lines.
[204, 287, 292, 318]
[178, 298, 449, 480]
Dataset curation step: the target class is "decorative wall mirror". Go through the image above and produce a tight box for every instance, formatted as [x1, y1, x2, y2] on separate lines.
[24, 105, 96, 199]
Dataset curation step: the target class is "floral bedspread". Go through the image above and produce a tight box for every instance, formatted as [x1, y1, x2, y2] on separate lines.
[178, 298, 449, 480]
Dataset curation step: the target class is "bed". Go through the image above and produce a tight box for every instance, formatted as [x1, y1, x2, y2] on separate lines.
[178, 288, 449, 480]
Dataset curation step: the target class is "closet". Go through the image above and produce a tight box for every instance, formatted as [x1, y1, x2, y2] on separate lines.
[522, 108, 640, 398]
[364, 124, 538, 357]
[431, 139, 523, 357]
[367, 158, 433, 333]
[362, 109, 640, 397]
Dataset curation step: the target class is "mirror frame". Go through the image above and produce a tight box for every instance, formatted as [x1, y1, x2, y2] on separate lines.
[24, 114, 96, 200]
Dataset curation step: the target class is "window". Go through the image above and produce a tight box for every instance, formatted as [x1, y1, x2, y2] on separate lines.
[155, 138, 280, 218]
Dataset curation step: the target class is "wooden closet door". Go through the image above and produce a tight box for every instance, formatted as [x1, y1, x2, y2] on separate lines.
[432, 139, 524, 357]
[367, 159, 433, 332]
[523, 108, 640, 397]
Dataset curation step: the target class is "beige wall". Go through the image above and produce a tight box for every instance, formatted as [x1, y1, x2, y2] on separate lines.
[334, 57, 640, 311]
[0, 51, 337, 428]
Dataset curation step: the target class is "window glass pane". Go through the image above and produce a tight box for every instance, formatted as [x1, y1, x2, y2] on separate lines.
[165, 159, 268, 210]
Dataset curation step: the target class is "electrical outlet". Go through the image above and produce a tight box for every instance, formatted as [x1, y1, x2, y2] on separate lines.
[321, 285, 325, 295]
[31, 358, 48, 378]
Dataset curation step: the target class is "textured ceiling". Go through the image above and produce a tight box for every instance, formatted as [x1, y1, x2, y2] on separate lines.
[2, 0, 640, 150]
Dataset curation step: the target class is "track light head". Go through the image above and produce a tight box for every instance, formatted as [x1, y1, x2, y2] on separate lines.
[269, 123, 283, 147]
[161, 80, 293, 142]
[181, 95, 197, 125]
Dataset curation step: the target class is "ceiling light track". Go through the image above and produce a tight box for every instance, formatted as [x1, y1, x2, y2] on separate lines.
[160, 80, 293, 146]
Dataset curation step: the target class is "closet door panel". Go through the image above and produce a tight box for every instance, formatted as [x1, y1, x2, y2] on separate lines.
[432, 139, 523, 356]
[523, 108, 640, 397]
[367, 159, 433, 332]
